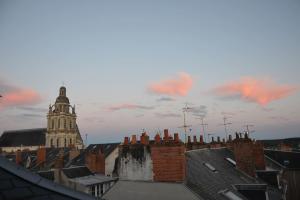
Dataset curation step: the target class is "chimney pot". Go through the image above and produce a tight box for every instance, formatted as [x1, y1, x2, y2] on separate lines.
[211, 137, 214, 143]
[174, 133, 179, 142]
[124, 137, 129, 145]
[163, 129, 169, 141]
[229, 134, 232, 142]
[200, 135, 204, 144]
[217, 136, 220, 143]
[154, 134, 161, 144]
[193, 135, 197, 143]
[187, 136, 191, 143]
[131, 135, 137, 144]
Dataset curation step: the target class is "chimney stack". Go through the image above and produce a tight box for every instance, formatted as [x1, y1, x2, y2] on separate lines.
[253, 141, 266, 170]
[37, 146, 46, 165]
[193, 135, 197, 143]
[16, 150, 22, 165]
[131, 135, 137, 144]
[174, 133, 179, 142]
[124, 137, 129, 145]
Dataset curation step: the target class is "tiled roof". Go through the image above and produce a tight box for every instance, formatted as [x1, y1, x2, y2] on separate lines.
[0, 128, 46, 147]
[0, 155, 97, 200]
[68, 143, 119, 167]
[186, 148, 262, 200]
[264, 149, 300, 169]
[62, 166, 93, 179]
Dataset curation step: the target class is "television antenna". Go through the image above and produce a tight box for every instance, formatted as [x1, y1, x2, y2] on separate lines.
[244, 124, 255, 136]
[178, 103, 192, 144]
[220, 116, 232, 141]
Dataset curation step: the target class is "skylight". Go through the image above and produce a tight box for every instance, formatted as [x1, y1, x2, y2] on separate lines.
[203, 162, 217, 172]
[225, 157, 236, 166]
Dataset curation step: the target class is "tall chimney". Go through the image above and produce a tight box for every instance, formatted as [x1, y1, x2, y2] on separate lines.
[16, 150, 22, 165]
[37, 146, 46, 165]
[131, 135, 137, 144]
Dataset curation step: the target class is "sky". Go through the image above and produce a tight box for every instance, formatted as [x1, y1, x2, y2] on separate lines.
[0, 0, 299, 143]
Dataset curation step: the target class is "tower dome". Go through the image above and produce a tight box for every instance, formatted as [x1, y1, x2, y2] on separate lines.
[55, 86, 70, 104]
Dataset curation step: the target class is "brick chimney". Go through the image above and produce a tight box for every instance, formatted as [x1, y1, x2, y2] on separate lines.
[174, 133, 179, 143]
[131, 135, 137, 144]
[200, 135, 204, 144]
[16, 150, 22, 165]
[124, 137, 129, 145]
[85, 149, 105, 174]
[69, 148, 80, 161]
[155, 133, 161, 144]
[193, 135, 197, 143]
[37, 146, 46, 165]
[233, 133, 266, 173]
[54, 149, 64, 169]
[253, 141, 266, 170]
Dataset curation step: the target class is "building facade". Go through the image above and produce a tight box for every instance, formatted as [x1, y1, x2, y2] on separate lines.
[46, 86, 83, 149]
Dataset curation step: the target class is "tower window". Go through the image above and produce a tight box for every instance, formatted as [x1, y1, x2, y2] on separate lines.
[51, 139, 53, 147]
[52, 119, 55, 129]
[70, 121, 72, 129]
[64, 119, 66, 129]
[57, 138, 59, 147]
[58, 119, 60, 128]
[70, 138, 72, 145]
[64, 138, 67, 147]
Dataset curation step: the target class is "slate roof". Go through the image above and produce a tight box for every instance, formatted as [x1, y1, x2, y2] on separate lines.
[67, 143, 119, 167]
[103, 180, 202, 200]
[0, 128, 46, 147]
[185, 148, 281, 200]
[70, 174, 117, 186]
[0, 155, 97, 200]
[62, 166, 93, 179]
[264, 149, 300, 169]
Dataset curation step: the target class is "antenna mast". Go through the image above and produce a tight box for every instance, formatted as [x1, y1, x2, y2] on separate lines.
[178, 103, 192, 144]
[221, 116, 232, 141]
[244, 124, 255, 136]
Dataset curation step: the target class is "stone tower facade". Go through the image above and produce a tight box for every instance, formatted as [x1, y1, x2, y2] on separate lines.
[46, 86, 83, 149]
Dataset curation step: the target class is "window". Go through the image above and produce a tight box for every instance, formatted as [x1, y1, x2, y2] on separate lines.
[225, 157, 236, 166]
[58, 118, 60, 128]
[57, 138, 59, 147]
[64, 118, 66, 129]
[64, 138, 67, 147]
[70, 138, 72, 145]
[50, 139, 53, 146]
[70, 121, 72, 129]
[203, 162, 217, 172]
[52, 119, 54, 129]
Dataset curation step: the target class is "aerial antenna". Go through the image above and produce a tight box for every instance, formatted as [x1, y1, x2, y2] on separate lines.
[220, 116, 232, 141]
[244, 124, 255, 136]
[178, 103, 192, 144]
[196, 117, 208, 143]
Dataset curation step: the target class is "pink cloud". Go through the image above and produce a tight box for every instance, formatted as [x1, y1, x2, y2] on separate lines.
[213, 77, 297, 106]
[107, 103, 155, 112]
[0, 80, 42, 109]
[148, 72, 193, 96]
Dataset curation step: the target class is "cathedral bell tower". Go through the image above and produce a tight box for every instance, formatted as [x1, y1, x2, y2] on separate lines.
[46, 86, 83, 149]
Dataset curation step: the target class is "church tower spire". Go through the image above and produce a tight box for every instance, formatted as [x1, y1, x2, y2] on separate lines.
[46, 86, 83, 149]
